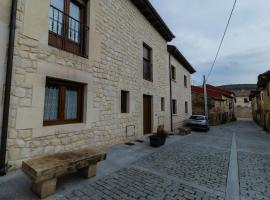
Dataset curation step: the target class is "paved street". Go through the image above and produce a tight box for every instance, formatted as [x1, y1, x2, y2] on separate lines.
[1, 120, 270, 200]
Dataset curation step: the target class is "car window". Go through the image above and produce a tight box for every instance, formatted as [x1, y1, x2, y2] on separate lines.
[190, 116, 205, 120]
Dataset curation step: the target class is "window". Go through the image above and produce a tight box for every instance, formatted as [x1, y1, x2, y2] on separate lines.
[171, 65, 176, 81]
[172, 99, 177, 115]
[185, 101, 188, 113]
[244, 98, 249, 103]
[48, 0, 88, 57]
[121, 90, 129, 113]
[161, 97, 165, 111]
[43, 78, 84, 126]
[143, 44, 152, 81]
[184, 75, 187, 87]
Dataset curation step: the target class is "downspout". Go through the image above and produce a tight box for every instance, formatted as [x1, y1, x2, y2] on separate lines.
[169, 54, 173, 132]
[0, 0, 18, 176]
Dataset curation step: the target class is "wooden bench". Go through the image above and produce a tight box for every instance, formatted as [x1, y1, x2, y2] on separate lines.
[22, 148, 106, 199]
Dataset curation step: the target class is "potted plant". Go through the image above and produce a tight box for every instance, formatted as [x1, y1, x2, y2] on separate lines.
[149, 125, 168, 147]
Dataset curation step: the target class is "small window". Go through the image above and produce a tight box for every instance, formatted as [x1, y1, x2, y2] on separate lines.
[185, 101, 188, 113]
[244, 98, 249, 103]
[48, 0, 88, 57]
[171, 65, 176, 81]
[172, 99, 177, 115]
[121, 90, 129, 113]
[44, 78, 84, 126]
[143, 43, 152, 81]
[161, 97, 165, 111]
[184, 75, 187, 87]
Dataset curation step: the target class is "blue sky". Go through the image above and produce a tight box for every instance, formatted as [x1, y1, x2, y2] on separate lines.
[149, 0, 270, 86]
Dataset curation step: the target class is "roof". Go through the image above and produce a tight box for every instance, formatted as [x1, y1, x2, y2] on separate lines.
[130, 0, 175, 42]
[207, 85, 235, 97]
[167, 45, 196, 74]
[257, 70, 270, 89]
[192, 85, 234, 100]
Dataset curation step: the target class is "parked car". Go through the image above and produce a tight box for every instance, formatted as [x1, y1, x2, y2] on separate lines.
[186, 115, 209, 131]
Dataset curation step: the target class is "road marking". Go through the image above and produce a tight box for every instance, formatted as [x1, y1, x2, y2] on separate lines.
[225, 132, 240, 200]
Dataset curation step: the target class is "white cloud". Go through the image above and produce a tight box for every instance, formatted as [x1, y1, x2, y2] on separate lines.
[150, 0, 270, 85]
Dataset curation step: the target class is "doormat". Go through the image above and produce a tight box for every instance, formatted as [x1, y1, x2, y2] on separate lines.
[135, 140, 144, 143]
[125, 142, 135, 146]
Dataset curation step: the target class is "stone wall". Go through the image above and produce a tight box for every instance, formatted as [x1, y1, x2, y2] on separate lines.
[6, 0, 175, 170]
[0, 0, 11, 136]
[171, 56, 192, 129]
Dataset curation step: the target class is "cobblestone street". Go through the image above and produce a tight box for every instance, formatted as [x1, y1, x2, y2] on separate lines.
[1, 120, 270, 200]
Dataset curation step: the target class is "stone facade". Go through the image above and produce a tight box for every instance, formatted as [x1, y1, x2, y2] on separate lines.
[171, 56, 192, 129]
[0, 0, 194, 170]
[250, 71, 270, 132]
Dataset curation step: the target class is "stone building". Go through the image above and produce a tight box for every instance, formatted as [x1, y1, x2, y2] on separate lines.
[220, 84, 256, 118]
[168, 45, 195, 129]
[250, 71, 270, 132]
[0, 0, 195, 172]
[191, 85, 235, 125]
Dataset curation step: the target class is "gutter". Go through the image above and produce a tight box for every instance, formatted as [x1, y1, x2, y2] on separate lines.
[169, 54, 173, 132]
[0, 0, 18, 176]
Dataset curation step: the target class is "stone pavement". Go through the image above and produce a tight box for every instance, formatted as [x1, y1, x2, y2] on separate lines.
[0, 120, 269, 200]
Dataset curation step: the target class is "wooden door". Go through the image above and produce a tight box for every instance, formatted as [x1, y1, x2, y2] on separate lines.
[143, 95, 152, 134]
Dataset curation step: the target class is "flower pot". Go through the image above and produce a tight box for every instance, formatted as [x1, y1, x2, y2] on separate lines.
[149, 135, 166, 147]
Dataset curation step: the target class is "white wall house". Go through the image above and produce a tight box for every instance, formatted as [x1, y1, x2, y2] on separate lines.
[0, 0, 195, 170]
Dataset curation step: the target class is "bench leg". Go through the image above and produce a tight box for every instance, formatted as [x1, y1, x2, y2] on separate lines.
[31, 178, 57, 199]
[79, 164, 97, 178]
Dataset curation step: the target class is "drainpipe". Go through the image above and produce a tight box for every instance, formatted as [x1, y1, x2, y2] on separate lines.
[169, 54, 173, 132]
[0, 0, 18, 176]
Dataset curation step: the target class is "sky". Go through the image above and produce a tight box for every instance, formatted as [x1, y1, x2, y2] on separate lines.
[149, 0, 270, 86]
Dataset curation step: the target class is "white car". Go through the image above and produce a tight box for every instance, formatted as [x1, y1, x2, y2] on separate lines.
[186, 115, 210, 131]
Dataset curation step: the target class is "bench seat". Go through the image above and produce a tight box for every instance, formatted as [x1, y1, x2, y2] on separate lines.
[22, 148, 106, 199]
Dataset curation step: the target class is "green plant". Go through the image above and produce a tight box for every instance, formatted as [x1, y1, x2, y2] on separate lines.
[156, 125, 168, 138]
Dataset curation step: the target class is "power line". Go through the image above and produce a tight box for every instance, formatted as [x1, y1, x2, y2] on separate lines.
[206, 0, 237, 81]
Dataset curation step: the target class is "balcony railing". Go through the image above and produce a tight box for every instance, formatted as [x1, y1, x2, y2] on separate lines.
[48, 5, 89, 57]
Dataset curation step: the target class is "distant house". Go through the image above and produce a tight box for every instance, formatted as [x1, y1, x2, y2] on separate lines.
[220, 84, 256, 118]
[250, 71, 270, 132]
[192, 85, 235, 125]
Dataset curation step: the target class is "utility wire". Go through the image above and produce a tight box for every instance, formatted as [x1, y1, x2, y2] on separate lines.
[206, 0, 237, 81]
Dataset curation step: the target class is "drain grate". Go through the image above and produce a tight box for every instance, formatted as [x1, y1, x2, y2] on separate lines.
[125, 142, 135, 146]
[136, 140, 144, 143]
